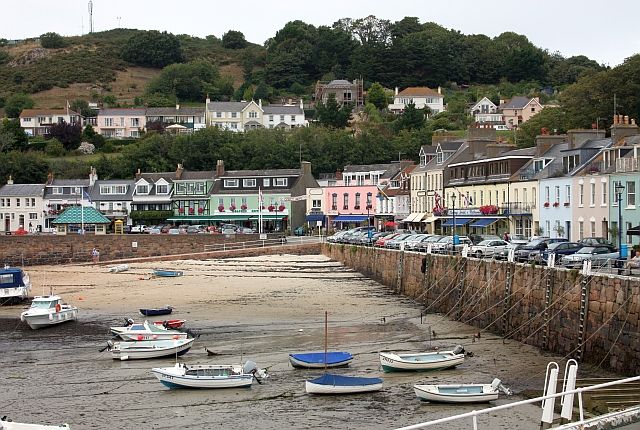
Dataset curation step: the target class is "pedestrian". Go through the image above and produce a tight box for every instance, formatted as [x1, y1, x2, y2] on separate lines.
[92, 247, 100, 263]
[28, 222, 33, 233]
[503, 231, 510, 242]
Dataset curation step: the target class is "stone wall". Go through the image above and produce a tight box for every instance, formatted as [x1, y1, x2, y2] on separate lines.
[323, 244, 640, 375]
[0, 234, 293, 266]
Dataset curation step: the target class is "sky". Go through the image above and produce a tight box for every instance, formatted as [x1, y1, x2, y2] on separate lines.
[5, 0, 640, 67]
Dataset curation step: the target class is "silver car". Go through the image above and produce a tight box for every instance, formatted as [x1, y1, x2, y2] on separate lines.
[560, 246, 620, 268]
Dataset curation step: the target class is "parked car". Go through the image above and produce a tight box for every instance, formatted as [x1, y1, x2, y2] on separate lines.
[416, 235, 444, 252]
[327, 231, 348, 243]
[130, 224, 147, 234]
[160, 224, 172, 234]
[384, 233, 413, 249]
[294, 227, 305, 236]
[494, 243, 522, 260]
[514, 238, 567, 262]
[470, 239, 510, 258]
[431, 236, 472, 254]
[509, 234, 529, 245]
[403, 234, 430, 251]
[375, 233, 401, 247]
[187, 225, 206, 234]
[359, 230, 386, 246]
[148, 226, 162, 234]
[531, 242, 583, 265]
[579, 237, 615, 248]
[560, 246, 620, 268]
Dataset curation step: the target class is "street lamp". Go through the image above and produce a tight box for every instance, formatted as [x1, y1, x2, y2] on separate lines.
[451, 192, 458, 252]
[366, 192, 373, 244]
[615, 183, 625, 273]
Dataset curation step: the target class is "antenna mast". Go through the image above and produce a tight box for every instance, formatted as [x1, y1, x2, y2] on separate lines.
[88, 1, 94, 33]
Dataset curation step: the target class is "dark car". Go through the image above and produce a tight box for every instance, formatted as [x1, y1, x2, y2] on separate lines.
[514, 238, 567, 262]
[530, 241, 583, 265]
[294, 227, 305, 236]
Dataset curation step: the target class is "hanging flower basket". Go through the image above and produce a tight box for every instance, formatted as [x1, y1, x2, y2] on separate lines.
[261, 205, 266, 210]
[230, 205, 237, 211]
[268, 205, 275, 212]
[241, 204, 247, 210]
[198, 207, 204, 214]
[188, 208, 195, 215]
[544, 202, 550, 208]
[432, 207, 448, 216]
[553, 202, 560, 207]
[479, 205, 499, 215]
[218, 205, 225, 212]
[178, 208, 185, 214]
[278, 204, 285, 212]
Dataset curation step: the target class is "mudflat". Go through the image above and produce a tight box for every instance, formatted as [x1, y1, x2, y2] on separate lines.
[0, 255, 603, 429]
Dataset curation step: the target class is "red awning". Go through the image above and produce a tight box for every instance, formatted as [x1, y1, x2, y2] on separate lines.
[384, 221, 397, 227]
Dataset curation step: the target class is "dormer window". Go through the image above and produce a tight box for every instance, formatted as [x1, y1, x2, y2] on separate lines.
[136, 184, 149, 194]
[436, 150, 444, 165]
[274, 178, 287, 187]
[419, 155, 426, 166]
[563, 155, 580, 173]
[224, 179, 239, 188]
[156, 184, 168, 194]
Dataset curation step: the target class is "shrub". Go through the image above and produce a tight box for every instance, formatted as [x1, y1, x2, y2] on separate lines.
[40, 32, 66, 49]
[45, 138, 65, 156]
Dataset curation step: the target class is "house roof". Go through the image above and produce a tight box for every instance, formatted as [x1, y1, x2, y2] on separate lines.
[97, 108, 146, 116]
[397, 87, 442, 98]
[52, 206, 111, 225]
[175, 171, 214, 180]
[221, 168, 301, 178]
[0, 184, 45, 196]
[146, 107, 205, 116]
[48, 179, 90, 187]
[89, 180, 135, 201]
[20, 109, 79, 117]
[470, 97, 497, 111]
[325, 79, 354, 88]
[500, 97, 534, 110]
[343, 163, 394, 174]
[263, 105, 303, 115]
[206, 101, 251, 112]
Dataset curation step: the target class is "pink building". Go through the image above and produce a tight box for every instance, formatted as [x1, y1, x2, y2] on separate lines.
[325, 185, 379, 227]
[95, 108, 146, 138]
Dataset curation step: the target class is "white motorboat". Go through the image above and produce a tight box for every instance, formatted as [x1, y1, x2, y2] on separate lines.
[379, 345, 465, 372]
[108, 338, 194, 360]
[109, 320, 187, 341]
[0, 266, 31, 305]
[152, 361, 268, 389]
[0, 417, 70, 429]
[305, 373, 383, 394]
[20, 295, 78, 330]
[414, 379, 505, 403]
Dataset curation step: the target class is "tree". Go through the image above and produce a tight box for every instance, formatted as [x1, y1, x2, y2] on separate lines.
[47, 122, 82, 151]
[366, 82, 388, 110]
[316, 94, 352, 128]
[45, 138, 65, 156]
[121, 30, 184, 68]
[146, 60, 223, 102]
[0, 119, 28, 152]
[40, 32, 66, 49]
[222, 30, 247, 49]
[70, 99, 94, 117]
[5, 93, 34, 118]
[394, 102, 425, 131]
[515, 107, 569, 147]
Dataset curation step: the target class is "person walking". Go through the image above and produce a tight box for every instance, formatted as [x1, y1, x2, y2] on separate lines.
[92, 247, 100, 263]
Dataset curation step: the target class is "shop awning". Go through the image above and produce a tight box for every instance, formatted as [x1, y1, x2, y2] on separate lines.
[441, 218, 473, 227]
[332, 215, 370, 223]
[469, 218, 500, 228]
[305, 214, 326, 222]
[402, 213, 424, 223]
[249, 214, 287, 220]
[422, 215, 438, 224]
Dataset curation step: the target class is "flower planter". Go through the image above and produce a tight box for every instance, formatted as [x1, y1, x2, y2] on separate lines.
[218, 205, 225, 212]
[278, 205, 285, 212]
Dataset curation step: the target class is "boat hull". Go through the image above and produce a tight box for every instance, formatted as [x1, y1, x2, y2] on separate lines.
[110, 338, 194, 360]
[414, 384, 498, 403]
[152, 370, 253, 389]
[140, 308, 172, 317]
[21, 308, 78, 330]
[0, 420, 70, 429]
[0, 287, 30, 304]
[0, 267, 31, 305]
[379, 351, 464, 372]
[289, 352, 353, 369]
[153, 270, 183, 277]
[305, 374, 383, 395]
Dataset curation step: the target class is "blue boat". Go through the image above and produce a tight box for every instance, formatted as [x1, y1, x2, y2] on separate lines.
[305, 373, 383, 394]
[0, 266, 31, 305]
[289, 352, 353, 369]
[153, 269, 183, 277]
[140, 306, 173, 317]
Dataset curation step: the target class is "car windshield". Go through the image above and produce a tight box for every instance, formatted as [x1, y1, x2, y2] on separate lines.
[523, 240, 543, 249]
[477, 240, 494, 246]
[577, 247, 595, 254]
[548, 242, 564, 250]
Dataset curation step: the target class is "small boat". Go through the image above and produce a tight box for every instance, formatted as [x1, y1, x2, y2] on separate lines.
[110, 320, 187, 341]
[379, 345, 466, 372]
[289, 352, 353, 369]
[153, 269, 183, 277]
[152, 319, 185, 330]
[20, 295, 78, 330]
[0, 265, 31, 305]
[108, 337, 194, 360]
[107, 264, 129, 273]
[305, 373, 383, 395]
[414, 379, 505, 403]
[151, 361, 268, 389]
[139, 306, 173, 316]
[0, 417, 70, 429]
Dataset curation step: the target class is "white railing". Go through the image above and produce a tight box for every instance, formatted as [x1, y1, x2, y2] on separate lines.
[203, 236, 324, 252]
[394, 376, 640, 430]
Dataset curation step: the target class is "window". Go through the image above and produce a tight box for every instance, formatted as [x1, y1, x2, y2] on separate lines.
[218, 198, 224, 206]
[579, 184, 584, 206]
[104, 118, 113, 127]
[23, 117, 32, 122]
[280, 115, 285, 122]
[15, 198, 20, 207]
[436, 149, 444, 164]
[231, 112, 237, 118]
[532, 187, 536, 207]
[331, 193, 337, 210]
[29, 213, 37, 220]
[627, 181, 636, 206]
[136, 185, 149, 194]
[591, 221, 596, 237]
[131, 118, 140, 127]
[613, 181, 622, 206]
[578, 221, 584, 240]
[269, 115, 274, 122]
[224, 179, 239, 188]
[602, 182, 607, 205]
[216, 112, 222, 118]
[243, 179, 256, 187]
[545, 186, 550, 202]
[555, 186, 560, 204]
[156, 184, 168, 194]
[274, 178, 287, 187]
[248, 111, 257, 119]
[343, 193, 349, 209]
[312, 199, 321, 209]
[263, 178, 270, 187]
[546, 221, 551, 236]
[355, 193, 361, 208]
[479, 191, 484, 206]
[565, 185, 571, 205]
[230, 123, 237, 129]
[290, 115, 296, 122]
[590, 183, 596, 206]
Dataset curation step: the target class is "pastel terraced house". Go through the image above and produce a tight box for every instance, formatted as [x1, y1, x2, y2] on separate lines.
[499, 97, 544, 129]
[96, 108, 146, 138]
[19, 109, 81, 136]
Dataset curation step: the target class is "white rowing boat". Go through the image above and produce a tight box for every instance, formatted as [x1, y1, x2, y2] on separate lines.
[414, 379, 505, 403]
[379, 345, 465, 372]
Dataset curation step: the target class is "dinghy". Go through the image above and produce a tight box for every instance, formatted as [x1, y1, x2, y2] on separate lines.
[139, 306, 172, 317]
[0, 417, 70, 429]
[152, 319, 185, 330]
[152, 361, 268, 389]
[414, 379, 505, 403]
[289, 352, 353, 369]
[108, 338, 194, 360]
[107, 264, 129, 273]
[379, 345, 465, 372]
[20, 295, 78, 330]
[110, 320, 187, 341]
[305, 373, 383, 394]
[153, 269, 183, 277]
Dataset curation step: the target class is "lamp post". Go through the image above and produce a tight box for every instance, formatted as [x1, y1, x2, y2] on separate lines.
[615, 183, 625, 273]
[366, 192, 373, 244]
[451, 192, 458, 253]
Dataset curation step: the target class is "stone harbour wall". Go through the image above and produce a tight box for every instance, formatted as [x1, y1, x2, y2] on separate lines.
[323, 244, 640, 375]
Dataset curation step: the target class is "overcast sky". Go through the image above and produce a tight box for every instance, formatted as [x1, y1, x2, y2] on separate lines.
[5, 0, 639, 67]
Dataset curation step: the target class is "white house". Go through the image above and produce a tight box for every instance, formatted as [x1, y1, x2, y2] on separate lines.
[19, 109, 81, 136]
[388, 87, 444, 115]
[262, 101, 307, 129]
[470, 97, 505, 128]
[0, 179, 45, 233]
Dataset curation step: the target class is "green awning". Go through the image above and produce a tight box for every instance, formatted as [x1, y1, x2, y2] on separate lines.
[52, 206, 111, 224]
[250, 214, 287, 220]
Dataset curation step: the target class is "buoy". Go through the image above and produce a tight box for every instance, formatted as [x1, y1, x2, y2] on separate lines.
[152, 335, 158, 339]
[137, 335, 144, 341]
[55, 303, 61, 313]
[173, 335, 179, 340]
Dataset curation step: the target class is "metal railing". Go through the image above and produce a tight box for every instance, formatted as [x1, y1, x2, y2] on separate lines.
[203, 236, 324, 252]
[394, 375, 640, 430]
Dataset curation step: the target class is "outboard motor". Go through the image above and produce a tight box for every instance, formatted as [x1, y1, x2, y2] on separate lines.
[453, 345, 465, 355]
[243, 360, 258, 375]
[124, 318, 134, 326]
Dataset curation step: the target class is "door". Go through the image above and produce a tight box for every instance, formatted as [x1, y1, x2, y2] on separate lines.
[4, 217, 9, 233]
[565, 221, 571, 241]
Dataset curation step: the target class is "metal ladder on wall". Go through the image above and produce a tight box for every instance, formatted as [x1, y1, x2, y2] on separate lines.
[576, 273, 590, 361]
[542, 268, 554, 350]
[502, 262, 513, 335]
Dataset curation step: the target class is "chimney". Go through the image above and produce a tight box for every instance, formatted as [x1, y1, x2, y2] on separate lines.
[215, 160, 225, 177]
[567, 129, 606, 149]
[300, 99, 304, 109]
[437, 86, 441, 95]
[535, 134, 566, 157]
[395, 87, 399, 96]
[300, 161, 312, 176]
[175, 163, 184, 180]
[259, 99, 262, 108]
[89, 166, 98, 186]
[135, 168, 141, 179]
[206, 94, 210, 105]
[611, 116, 640, 142]
[335, 169, 343, 181]
[7, 175, 13, 185]
[46, 172, 54, 185]
[176, 103, 180, 110]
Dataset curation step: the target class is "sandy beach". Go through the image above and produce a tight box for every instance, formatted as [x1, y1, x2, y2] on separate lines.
[0, 254, 609, 429]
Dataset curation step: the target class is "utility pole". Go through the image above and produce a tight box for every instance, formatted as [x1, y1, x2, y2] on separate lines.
[88, 1, 94, 33]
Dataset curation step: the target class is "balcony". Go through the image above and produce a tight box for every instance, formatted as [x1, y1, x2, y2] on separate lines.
[616, 158, 639, 173]
[500, 202, 534, 215]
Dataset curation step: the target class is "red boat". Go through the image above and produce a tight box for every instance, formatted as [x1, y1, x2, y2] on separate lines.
[152, 319, 186, 330]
